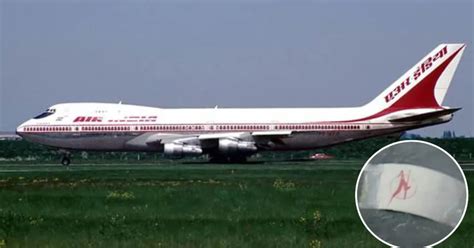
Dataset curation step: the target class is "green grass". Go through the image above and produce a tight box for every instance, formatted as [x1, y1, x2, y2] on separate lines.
[0, 161, 472, 247]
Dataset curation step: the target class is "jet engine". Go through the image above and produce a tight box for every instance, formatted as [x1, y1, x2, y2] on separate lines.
[218, 138, 257, 155]
[164, 143, 202, 158]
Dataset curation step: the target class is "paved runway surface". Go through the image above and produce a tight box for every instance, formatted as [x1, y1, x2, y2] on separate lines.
[1, 159, 472, 173]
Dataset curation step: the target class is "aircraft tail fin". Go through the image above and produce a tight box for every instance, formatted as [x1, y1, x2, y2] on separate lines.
[365, 44, 465, 112]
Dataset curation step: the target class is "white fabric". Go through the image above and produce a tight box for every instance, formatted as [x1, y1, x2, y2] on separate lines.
[359, 163, 466, 227]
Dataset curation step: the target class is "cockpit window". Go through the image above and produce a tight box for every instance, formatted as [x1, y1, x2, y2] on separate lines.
[33, 108, 56, 119]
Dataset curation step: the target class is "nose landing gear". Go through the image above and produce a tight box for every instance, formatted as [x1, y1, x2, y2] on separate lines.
[61, 156, 71, 166]
[58, 150, 71, 166]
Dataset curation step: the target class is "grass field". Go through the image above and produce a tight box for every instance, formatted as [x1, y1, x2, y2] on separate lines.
[0, 160, 472, 247]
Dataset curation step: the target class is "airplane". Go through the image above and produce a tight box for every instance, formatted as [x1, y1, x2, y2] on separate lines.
[16, 44, 466, 165]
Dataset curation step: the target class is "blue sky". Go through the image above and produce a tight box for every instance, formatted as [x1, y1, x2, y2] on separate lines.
[1, 0, 472, 137]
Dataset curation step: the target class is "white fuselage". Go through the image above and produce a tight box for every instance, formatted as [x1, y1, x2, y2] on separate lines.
[15, 102, 451, 153]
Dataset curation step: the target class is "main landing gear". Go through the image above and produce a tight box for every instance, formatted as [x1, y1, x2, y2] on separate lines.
[209, 155, 248, 163]
[59, 150, 71, 166]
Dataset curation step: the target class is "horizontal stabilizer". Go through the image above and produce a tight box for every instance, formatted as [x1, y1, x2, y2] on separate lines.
[389, 108, 461, 123]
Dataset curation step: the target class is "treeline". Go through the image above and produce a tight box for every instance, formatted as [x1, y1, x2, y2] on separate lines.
[257, 136, 474, 161]
[0, 137, 473, 163]
[316, 137, 474, 161]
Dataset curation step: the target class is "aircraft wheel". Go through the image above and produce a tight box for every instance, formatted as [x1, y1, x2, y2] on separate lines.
[209, 155, 248, 163]
[209, 155, 229, 163]
[61, 157, 71, 166]
[228, 156, 247, 163]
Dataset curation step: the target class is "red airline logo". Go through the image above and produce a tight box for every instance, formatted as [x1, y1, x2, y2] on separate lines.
[384, 77, 411, 104]
[389, 170, 416, 204]
[73, 116, 103, 122]
[384, 46, 448, 103]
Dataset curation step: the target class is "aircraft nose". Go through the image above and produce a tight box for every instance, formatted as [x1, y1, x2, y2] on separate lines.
[16, 125, 24, 136]
[16, 121, 29, 137]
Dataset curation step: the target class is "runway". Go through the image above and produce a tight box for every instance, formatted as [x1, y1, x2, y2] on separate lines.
[0, 160, 365, 173]
[0, 160, 472, 173]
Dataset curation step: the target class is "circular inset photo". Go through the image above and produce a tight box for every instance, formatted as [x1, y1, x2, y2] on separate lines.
[355, 140, 468, 247]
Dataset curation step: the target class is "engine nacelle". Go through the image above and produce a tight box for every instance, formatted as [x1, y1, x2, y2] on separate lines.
[164, 143, 202, 158]
[218, 139, 257, 155]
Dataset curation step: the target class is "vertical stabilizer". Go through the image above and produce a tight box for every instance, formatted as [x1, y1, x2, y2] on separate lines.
[365, 44, 465, 112]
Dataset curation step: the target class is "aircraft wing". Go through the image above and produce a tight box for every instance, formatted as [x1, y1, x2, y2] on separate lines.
[199, 130, 293, 148]
[198, 132, 250, 140]
[198, 130, 292, 140]
[251, 130, 292, 137]
[132, 130, 293, 151]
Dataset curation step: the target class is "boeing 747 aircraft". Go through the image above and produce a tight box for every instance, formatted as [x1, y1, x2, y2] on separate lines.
[16, 44, 466, 165]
